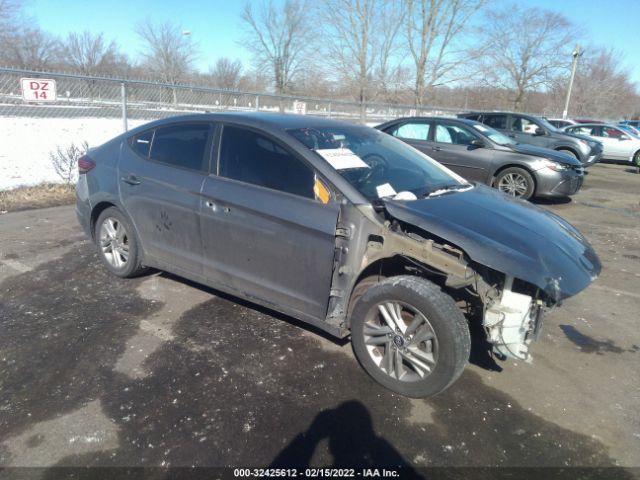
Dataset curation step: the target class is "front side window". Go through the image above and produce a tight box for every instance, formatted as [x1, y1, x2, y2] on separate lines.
[288, 125, 467, 201]
[391, 122, 430, 141]
[483, 115, 507, 130]
[149, 124, 210, 172]
[603, 127, 623, 138]
[219, 125, 315, 199]
[511, 116, 539, 134]
[470, 123, 516, 146]
[435, 123, 477, 145]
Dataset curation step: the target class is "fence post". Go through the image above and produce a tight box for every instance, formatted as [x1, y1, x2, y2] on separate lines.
[255, 95, 260, 111]
[328, 102, 332, 119]
[120, 82, 128, 132]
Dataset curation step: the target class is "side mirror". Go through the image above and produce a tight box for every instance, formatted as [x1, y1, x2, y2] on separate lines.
[534, 127, 546, 136]
[470, 139, 485, 148]
[619, 134, 630, 141]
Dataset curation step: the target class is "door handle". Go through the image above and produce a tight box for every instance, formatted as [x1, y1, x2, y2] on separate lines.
[507, 134, 516, 138]
[121, 175, 141, 186]
[205, 200, 230, 213]
[432, 146, 442, 152]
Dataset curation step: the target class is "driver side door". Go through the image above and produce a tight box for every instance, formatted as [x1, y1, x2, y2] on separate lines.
[200, 124, 340, 320]
[509, 116, 549, 148]
[429, 121, 493, 183]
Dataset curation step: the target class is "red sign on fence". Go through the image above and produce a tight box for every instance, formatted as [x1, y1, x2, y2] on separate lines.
[21, 78, 57, 102]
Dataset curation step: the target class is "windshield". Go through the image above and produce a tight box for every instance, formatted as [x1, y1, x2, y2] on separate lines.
[469, 123, 516, 146]
[288, 125, 467, 200]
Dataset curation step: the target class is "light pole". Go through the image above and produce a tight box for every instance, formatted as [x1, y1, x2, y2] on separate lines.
[562, 44, 583, 120]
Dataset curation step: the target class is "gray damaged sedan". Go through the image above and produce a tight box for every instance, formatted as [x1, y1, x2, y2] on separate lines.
[76, 113, 601, 397]
[376, 117, 585, 200]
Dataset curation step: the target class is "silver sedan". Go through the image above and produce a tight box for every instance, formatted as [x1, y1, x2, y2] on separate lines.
[563, 124, 640, 163]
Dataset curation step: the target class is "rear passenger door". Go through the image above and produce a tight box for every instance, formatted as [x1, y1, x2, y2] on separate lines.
[119, 122, 214, 275]
[199, 125, 340, 320]
[480, 114, 509, 134]
[431, 121, 493, 183]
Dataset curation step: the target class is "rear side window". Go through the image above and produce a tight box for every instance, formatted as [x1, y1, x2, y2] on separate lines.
[149, 124, 210, 172]
[130, 130, 153, 158]
[219, 126, 315, 199]
[483, 115, 507, 130]
[391, 122, 430, 140]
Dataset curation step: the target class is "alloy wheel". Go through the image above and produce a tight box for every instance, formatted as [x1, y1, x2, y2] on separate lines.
[99, 217, 129, 269]
[498, 172, 529, 196]
[363, 301, 438, 382]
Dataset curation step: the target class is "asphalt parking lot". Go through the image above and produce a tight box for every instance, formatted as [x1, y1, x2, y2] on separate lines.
[0, 163, 639, 474]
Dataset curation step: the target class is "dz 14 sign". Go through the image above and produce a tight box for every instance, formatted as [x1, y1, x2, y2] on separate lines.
[21, 78, 57, 101]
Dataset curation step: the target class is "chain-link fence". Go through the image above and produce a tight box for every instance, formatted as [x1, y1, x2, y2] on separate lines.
[0, 67, 463, 128]
[0, 67, 467, 189]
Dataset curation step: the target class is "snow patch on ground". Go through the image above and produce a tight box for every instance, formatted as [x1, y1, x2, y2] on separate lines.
[0, 117, 149, 190]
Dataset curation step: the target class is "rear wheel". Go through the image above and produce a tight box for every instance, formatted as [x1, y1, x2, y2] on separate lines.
[95, 207, 147, 278]
[350, 276, 470, 398]
[494, 167, 535, 200]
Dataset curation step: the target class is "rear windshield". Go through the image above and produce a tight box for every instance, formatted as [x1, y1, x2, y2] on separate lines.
[287, 125, 467, 200]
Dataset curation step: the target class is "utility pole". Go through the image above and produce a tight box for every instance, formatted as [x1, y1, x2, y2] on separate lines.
[562, 44, 583, 120]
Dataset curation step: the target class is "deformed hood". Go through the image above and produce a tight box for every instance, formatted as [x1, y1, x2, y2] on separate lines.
[383, 185, 601, 301]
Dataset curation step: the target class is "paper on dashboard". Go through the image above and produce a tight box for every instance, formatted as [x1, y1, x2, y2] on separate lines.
[316, 148, 369, 170]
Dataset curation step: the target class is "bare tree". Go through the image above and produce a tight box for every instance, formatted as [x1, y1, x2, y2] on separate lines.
[405, 0, 485, 106]
[3, 26, 60, 69]
[550, 46, 640, 119]
[50, 140, 89, 185]
[374, 0, 406, 99]
[136, 19, 198, 85]
[240, 0, 310, 95]
[478, 5, 577, 111]
[319, 0, 402, 120]
[62, 31, 126, 76]
[209, 57, 243, 90]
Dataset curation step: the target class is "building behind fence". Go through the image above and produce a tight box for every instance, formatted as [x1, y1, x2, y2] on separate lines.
[0, 67, 464, 128]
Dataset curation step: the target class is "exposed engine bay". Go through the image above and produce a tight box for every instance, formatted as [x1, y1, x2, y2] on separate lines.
[482, 275, 544, 361]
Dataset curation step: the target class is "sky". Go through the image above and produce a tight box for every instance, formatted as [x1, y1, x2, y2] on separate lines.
[22, 0, 640, 83]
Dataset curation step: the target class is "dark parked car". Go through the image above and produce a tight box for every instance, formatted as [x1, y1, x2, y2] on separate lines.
[457, 111, 602, 167]
[76, 113, 601, 398]
[376, 117, 584, 200]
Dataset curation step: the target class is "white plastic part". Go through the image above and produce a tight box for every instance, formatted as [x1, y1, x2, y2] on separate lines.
[484, 276, 534, 360]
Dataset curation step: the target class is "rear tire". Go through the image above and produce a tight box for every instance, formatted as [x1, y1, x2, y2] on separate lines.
[494, 167, 535, 200]
[350, 275, 470, 398]
[95, 207, 147, 278]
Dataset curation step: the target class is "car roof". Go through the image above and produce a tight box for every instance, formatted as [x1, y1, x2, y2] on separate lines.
[131, 111, 360, 132]
[567, 123, 619, 128]
[378, 116, 482, 128]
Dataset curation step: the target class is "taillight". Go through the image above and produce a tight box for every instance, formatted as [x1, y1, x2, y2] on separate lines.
[78, 155, 96, 174]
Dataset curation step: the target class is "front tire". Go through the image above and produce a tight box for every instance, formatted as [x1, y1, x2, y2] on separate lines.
[95, 207, 147, 278]
[494, 167, 535, 200]
[350, 276, 470, 398]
